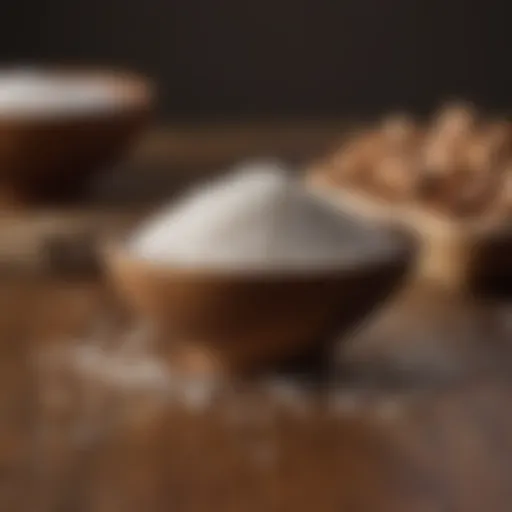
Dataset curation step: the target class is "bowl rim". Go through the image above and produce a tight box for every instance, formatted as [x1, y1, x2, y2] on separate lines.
[0, 66, 154, 123]
[101, 226, 413, 281]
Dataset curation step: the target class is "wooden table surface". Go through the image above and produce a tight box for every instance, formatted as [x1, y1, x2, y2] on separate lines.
[1, 123, 512, 512]
[1, 276, 512, 512]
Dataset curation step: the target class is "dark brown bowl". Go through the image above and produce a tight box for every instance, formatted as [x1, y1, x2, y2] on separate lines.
[0, 69, 153, 205]
[103, 235, 413, 377]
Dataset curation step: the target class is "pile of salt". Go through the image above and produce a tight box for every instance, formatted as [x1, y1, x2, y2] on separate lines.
[128, 161, 397, 271]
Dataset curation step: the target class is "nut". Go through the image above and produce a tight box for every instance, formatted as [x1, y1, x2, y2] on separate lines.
[466, 122, 511, 174]
[381, 114, 419, 149]
[433, 102, 477, 141]
[373, 155, 418, 201]
[313, 103, 512, 221]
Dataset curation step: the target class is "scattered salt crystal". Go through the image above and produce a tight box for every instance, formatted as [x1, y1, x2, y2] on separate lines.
[70, 345, 170, 392]
[178, 378, 216, 412]
[71, 345, 105, 372]
[128, 161, 398, 271]
[107, 358, 170, 390]
[119, 322, 154, 354]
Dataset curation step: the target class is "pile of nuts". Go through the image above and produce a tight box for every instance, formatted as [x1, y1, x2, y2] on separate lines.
[314, 103, 512, 220]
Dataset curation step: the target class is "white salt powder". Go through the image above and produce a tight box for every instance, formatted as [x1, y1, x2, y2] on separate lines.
[71, 345, 171, 392]
[128, 161, 398, 271]
[0, 69, 124, 118]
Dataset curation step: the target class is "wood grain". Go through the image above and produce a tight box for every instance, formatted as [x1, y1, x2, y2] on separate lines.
[1, 277, 512, 512]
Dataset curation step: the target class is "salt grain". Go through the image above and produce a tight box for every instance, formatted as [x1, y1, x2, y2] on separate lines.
[71, 345, 170, 392]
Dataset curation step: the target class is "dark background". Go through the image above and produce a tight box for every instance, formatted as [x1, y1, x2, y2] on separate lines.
[1, 0, 509, 121]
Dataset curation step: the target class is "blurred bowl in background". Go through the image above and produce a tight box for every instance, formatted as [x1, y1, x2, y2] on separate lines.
[0, 68, 153, 206]
[103, 233, 413, 378]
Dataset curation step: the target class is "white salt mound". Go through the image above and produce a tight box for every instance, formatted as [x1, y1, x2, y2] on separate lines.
[128, 161, 398, 271]
[0, 69, 123, 118]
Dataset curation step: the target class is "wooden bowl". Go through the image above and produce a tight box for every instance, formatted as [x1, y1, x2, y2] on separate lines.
[103, 234, 413, 377]
[0, 69, 153, 205]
